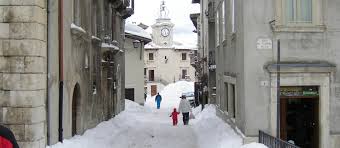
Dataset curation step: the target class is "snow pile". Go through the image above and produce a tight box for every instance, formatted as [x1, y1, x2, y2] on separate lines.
[47, 100, 148, 148]
[145, 81, 194, 110]
[191, 105, 268, 148]
[191, 105, 243, 148]
[125, 99, 152, 113]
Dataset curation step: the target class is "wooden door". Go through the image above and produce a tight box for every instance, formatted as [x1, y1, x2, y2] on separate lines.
[280, 97, 319, 148]
[280, 98, 287, 140]
[151, 85, 157, 96]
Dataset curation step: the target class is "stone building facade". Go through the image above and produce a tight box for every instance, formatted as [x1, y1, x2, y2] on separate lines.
[194, 0, 340, 147]
[0, 0, 47, 147]
[144, 1, 196, 96]
[0, 0, 133, 147]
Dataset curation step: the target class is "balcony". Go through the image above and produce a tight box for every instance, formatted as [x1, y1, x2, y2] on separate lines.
[208, 50, 216, 71]
[113, 0, 134, 19]
[190, 51, 199, 66]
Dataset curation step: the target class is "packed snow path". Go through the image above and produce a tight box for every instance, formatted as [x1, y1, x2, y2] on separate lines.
[110, 108, 198, 148]
[49, 100, 199, 148]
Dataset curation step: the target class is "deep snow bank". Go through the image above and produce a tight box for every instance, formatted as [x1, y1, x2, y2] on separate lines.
[47, 100, 151, 148]
[145, 81, 194, 109]
[191, 105, 242, 148]
[191, 105, 268, 148]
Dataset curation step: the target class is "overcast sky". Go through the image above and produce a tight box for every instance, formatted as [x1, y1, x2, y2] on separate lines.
[127, 0, 200, 47]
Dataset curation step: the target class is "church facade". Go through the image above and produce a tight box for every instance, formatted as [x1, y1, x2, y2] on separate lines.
[144, 1, 196, 96]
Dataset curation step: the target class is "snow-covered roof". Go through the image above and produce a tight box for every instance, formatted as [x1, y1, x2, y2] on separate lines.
[145, 41, 197, 50]
[125, 23, 152, 40]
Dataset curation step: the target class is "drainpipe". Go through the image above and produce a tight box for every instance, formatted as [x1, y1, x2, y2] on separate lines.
[47, 0, 51, 145]
[58, 0, 64, 142]
[276, 40, 281, 138]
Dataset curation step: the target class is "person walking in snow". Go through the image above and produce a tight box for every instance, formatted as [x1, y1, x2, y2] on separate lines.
[155, 93, 162, 109]
[178, 95, 192, 125]
[169, 108, 180, 126]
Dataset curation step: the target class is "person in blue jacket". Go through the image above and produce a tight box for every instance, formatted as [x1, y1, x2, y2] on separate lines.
[155, 93, 162, 109]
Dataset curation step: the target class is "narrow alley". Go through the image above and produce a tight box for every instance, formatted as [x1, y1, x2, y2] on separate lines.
[3, 0, 335, 147]
[47, 81, 265, 148]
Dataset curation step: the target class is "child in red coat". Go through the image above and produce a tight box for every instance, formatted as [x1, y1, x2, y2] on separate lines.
[169, 108, 180, 126]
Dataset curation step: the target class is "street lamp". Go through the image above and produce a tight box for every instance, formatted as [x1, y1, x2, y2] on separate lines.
[133, 40, 140, 48]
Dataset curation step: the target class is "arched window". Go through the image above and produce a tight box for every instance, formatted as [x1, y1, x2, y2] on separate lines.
[72, 83, 81, 136]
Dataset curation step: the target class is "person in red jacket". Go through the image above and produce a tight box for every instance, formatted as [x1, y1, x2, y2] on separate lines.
[169, 108, 180, 126]
[0, 125, 19, 148]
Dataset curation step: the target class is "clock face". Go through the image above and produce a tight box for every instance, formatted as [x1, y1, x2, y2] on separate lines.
[161, 28, 170, 37]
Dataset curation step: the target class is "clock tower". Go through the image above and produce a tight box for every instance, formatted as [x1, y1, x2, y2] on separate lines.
[151, 0, 174, 47]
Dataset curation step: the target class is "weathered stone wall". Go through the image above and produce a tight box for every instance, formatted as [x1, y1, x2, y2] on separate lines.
[0, 0, 47, 148]
[58, 0, 127, 142]
[1, 0, 129, 146]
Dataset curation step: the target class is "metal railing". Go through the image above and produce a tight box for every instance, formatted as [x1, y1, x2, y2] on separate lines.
[259, 130, 300, 148]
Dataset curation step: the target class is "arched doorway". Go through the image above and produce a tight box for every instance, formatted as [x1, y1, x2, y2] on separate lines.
[72, 83, 81, 136]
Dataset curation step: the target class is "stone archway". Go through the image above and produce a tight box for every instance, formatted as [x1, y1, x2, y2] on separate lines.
[72, 83, 81, 136]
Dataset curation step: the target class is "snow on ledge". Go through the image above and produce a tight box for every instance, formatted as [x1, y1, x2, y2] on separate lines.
[101, 43, 119, 50]
[241, 143, 268, 148]
[71, 23, 86, 34]
[91, 36, 101, 41]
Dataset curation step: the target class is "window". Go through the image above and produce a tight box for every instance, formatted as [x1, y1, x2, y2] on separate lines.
[224, 83, 229, 112]
[215, 8, 220, 45]
[231, 0, 235, 33]
[221, 1, 226, 41]
[181, 69, 187, 79]
[92, 0, 98, 36]
[149, 53, 154, 60]
[285, 0, 312, 23]
[182, 53, 187, 60]
[112, 10, 117, 40]
[149, 70, 154, 81]
[276, 0, 323, 31]
[144, 68, 147, 76]
[73, 0, 80, 25]
[231, 84, 236, 118]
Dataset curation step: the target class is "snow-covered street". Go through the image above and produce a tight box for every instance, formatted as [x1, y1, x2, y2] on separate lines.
[48, 81, 267, 148]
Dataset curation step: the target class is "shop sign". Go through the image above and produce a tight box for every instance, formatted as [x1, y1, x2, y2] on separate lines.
[280, 86, 319, 97]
